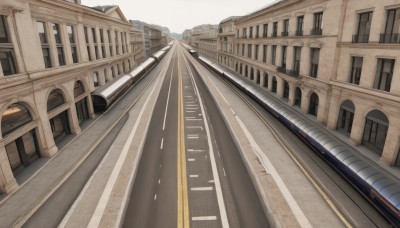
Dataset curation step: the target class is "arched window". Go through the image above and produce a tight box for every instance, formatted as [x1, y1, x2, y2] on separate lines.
[308, 92, 319, 116]
[272, 77, 277, 93]
[245, 66, 248, 77]
[93, 72, 99, 87]
[294, 87, 302, 107]
[283, 81, 289, 99]
[250, 68, 254, 80]
[263, 73, 269, 88]
[1, 103, 32, 136]
[74, 80, 85, 98]
[337, 100, 355, 135]
[235, 63, 238, 72]
[240, 63, 243, 75]
[47, 89, 65, 112]
[256, 70, 261, 84]
[363, 110, 389, 154]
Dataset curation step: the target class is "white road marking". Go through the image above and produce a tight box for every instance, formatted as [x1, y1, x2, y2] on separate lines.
[158, 179, 161, 184]
[160, 138, 164, 149]
[208, 180, 215, 183]
[187, 149, 207, 152]
[188, 158, 196, 162]
[218, 151, 221, 158]
[223, 168, 226, 177]
[186, 117, 196, 119]
[154, 194, 157, 200]
[185, 107, 199, 110]
[185, 104, 198, 107]
[182, 53, 229, 228]
[186, 119, 203, 121]
[191, 187, 213, 191]
[192, 216, 217, 221]
[186, 126, 203, 131]
[162, 60, 175, 131]
[186, 111, 196, 113]
[185, 96, 192, 98]
[189, 175, 199, 178]
[185, 101, 196, 104]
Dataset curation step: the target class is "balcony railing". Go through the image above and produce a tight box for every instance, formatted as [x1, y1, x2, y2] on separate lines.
[352, 34, 369, 43]
[272, 31, 277, 37]
[379, 33, 400, 44]
[310, 28, 323, 36]
[281, 31, 289, 37]
[295, 30, 303, 36]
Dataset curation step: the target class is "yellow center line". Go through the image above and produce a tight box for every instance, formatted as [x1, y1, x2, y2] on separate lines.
[177, 54, 190, 228]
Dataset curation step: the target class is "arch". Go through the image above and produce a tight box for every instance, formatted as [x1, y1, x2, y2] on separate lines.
[47, 89, 66, 112]
[272, 76, 277, 93]
[74, 80, 85, 98]
[337, 99, 355, 136]
[294, 87, 302, 107]
[1, 103, 32, 137]
[263, 72, 269, 88]
[250, 68, 254, 80]
[283, 81, 289, 99]
[308, 92, 319, 116]
[362, 110, 389, 154]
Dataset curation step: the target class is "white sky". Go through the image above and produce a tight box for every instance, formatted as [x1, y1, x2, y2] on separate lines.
[81, 0, 276, 33]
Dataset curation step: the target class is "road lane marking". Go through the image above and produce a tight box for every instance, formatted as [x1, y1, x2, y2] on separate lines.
[154, 194, 157, 200]
[223, 168, 226, 177]
[186, 119, 203, 121]
[189, 175, 199, 178]
[191, 187, 213, 191]
[186, 111, 196, 113]
[158, 179, 161, 184]
[186, 126, 203, 131]
[162, 59, 175, 131]
[182, 52, 230, 228]
[185, 107, 199, 110]
[160, 138, 164, 149]
[187, 149, 207, 153]
[188, 158, 196, 162]
[192, 216, 217, 221]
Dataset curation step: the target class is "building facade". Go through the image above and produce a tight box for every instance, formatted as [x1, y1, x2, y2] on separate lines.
[0, 0, 142, 193]
[212, 0, 400, 166]
[130, 28, 145, 65]
[217, 16, 241, 70]
[189, 24, 219, 61]
[130, 20, 166, 58]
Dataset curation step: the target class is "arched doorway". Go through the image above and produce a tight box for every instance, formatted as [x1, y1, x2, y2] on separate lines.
[337, 100, 355, 136]
[308, 92, 319, 116]
[294, 87, 302, 107]
[2, 103, 40, 173]
[240, 63, 243, 75]
[263, 73, 268, 88]
[235, 63, 238, 72]
[272, 77, 277, 93]
[256, 70, 261, 84]
[48, 89, 71, 144]
[283, 81, 290, 100]
[245, 66, 248, 77]
[74, 81, 90, 126]
[250, 68, 254, 80]
[362, 110, 388, 154]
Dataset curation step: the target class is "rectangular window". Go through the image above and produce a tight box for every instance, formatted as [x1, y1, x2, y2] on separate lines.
[271, 45, 276, 65]
[57, 47, 65, 66]
[272, 22, 278, 37]
[108, 30, 113, 57]
[242, 44, 245, 56]
[236, 44, 239, 54]
[354, 12, 372, 43]
[67, 25, 74, 43]
[263, 45, 267, 63]
[296, 16, 304, 36]
[249, 27, 253, 38]
[381, 8, 400, 43]
[248, 44, 252, 58]
[52, 23, 61, 44]
[281, 46, 287, 68]
[37, 22, 47, 44]
[263, 24, 268, 38]
[374, 58, 394, 92]
[42, 48, 51, 68]
[84, 27, 89, 44]
[256, 25, 259, 38]
[311, 12, 323, 35]
[0, 16, 9, 43]
[100, 28, 104, 43]
[349, 57, 363, 85]
[293, 47, 301, 73]
[255, 45, 259, 60]
[71, 47, 78, 64]
[0, 49, 16, 76]
[92, 28, 97, 44]
[67, 25, 78, 64]
[243, 28, 247, 38]
[282, 19, 289, 36]
[310, 48, 320, 78]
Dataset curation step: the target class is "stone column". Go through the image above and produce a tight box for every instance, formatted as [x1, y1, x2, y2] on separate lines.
[300, 47, 310, 76]
[276, 77, 284, 98]
[68, 103, 81, 135]
[111, 29, 117, 57]
[0, 140, 18, 193]
[87, 27, 96, 61]
[95, 27, 103, 59]
[316, 92, 326, 123]
[46, 22, 59, 67]
[276, 45, 282, 67]
[360, 55, 375, 88]
[327, 88, 341, 129]
[380, 125, 400, 165]
[76, 24, 89, 62]
[301, 89, 310, 114]
[98, 69, 106, 86]
[349, 107, 366, 146]
[288, 82, 296, 106]
[287, 46, 294, 70]
[61, 24, 73, 65]
[118, 31, 123, 55]
[104, 29, 110, 58]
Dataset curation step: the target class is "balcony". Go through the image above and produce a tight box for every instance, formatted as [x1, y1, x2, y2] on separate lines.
[352, 34, 369, 43]
[310, 28, 323, 36]
[281, 31, 289, 37]
[379, 33, 400, 44]
[295, 30, 303, 36]
[272, 31, 277, 37]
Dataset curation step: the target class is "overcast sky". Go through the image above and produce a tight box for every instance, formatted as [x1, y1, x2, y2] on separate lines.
[81, 0, 276, 33]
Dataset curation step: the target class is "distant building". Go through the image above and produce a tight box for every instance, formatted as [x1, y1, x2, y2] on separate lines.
[0, 0, 141, 193]
[217, 16, 241, 70]
[182, 29, 192, 43]
[189, 24, 219, 61]
[130, 28, 145, 65]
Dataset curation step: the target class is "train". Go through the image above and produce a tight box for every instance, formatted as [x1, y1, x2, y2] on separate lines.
[91, 42, 173, 112]
[182, 43, 400, 226]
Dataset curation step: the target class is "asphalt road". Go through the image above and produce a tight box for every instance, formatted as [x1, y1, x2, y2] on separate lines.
[122, 44, 269, 228]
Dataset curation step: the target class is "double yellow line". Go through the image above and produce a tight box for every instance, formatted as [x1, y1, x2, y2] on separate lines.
[177, 55, 190, 228]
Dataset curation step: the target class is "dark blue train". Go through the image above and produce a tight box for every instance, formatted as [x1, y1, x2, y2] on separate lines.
[183, 44, 400, 226]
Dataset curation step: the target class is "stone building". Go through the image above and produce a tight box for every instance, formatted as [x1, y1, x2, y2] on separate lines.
[130, 20, 165, 58]
[182, 29, 191, 43]
[0, 0, 141, 193]
[216, 0, 400, 166]
[217, 16, 241, 70]
[189, 24, 219, 61]
[130, 28, 145, 65]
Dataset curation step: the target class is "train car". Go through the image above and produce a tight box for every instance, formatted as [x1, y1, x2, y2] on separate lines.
[196, 55, 400, 225]
[152, 50, 166, 62]
[91, 75, 133, 112]
[129, 65, 145, 84]
[140, 58, 157, 72]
